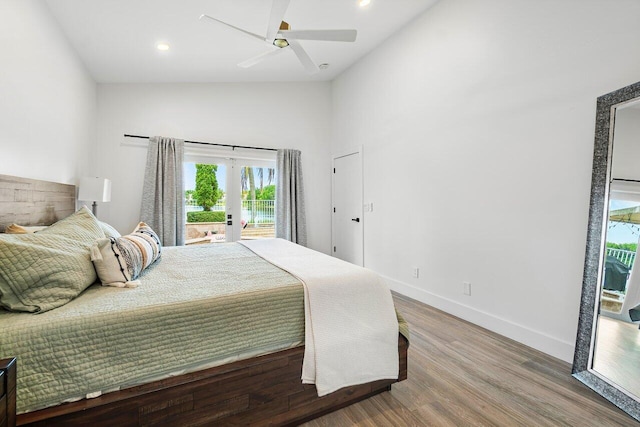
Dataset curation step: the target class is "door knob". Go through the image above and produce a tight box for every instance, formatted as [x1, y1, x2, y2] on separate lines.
[351, 218, 360, 222]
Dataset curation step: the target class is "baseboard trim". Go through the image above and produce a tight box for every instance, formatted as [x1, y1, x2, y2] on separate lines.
[385, 276, 575, 363]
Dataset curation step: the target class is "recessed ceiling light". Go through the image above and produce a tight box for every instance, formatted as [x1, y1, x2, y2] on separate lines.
[359, 0, 371, 7]
[319, 63, 330, 70]
[156, 43, 170, 51]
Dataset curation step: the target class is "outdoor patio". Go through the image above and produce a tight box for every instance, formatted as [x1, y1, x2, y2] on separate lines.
[185, 222, 275, 245]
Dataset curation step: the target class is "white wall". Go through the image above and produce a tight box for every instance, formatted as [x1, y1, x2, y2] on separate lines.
[95, 83, 332, 252]
[0, 0, 96, 184]
[331, 0, 640, 361]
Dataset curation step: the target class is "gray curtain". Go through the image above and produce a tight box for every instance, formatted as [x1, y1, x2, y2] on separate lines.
[140, 136, 185, 246]
[276, 149, 307, 246]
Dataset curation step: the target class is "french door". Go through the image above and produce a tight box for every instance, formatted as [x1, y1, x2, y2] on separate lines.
[184, 152, 276, 244]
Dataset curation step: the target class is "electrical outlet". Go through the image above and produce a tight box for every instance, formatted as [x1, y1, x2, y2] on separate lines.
[412, 267, 419, 279]
[463, 281, 471, 296]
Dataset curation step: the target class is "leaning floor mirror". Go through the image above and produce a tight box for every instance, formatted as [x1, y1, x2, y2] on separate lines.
[573, 80, 640, 422]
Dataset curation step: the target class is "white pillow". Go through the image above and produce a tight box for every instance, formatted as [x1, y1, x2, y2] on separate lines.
[99, 221, 121, 239]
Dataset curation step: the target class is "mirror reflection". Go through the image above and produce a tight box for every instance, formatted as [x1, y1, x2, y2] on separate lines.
[592, 98, 640, 398]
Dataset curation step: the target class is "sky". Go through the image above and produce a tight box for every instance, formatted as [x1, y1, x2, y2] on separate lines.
[607, 199, 640, 244]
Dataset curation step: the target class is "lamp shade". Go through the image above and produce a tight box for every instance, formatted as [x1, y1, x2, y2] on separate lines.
[78, 177, 111, 202]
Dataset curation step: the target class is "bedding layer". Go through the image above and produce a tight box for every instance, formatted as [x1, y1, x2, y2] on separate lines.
[0, 243, 304, 414]
[241, 239, 399, 396]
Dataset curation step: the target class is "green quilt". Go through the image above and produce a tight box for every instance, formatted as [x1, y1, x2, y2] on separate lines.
[0, 242, 408, 414]
[1, 243, 303, 413]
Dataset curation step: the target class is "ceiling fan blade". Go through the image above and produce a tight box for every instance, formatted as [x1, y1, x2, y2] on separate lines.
[199, 14, 265, 42]
[288, 40, 319, 74]
[238, 47, 288, 68]
[265, 0, 291, 43]
[279, 29, 357, 42]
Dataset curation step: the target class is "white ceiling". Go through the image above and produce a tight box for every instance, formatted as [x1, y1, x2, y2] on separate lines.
[43, 0, 439, 83]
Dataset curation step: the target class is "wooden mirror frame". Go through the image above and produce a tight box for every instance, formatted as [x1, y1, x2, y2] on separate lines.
[572, 80, 640, 422]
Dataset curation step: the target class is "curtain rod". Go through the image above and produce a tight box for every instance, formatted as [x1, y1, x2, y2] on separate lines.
[123, 134, 277, 152]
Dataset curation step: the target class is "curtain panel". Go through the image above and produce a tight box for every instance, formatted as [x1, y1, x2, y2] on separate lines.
[276, 149, 307, 246]
[140, 136, 185, 246]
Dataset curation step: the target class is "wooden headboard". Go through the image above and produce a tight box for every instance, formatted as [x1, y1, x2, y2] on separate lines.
[0, 175, 75, 232]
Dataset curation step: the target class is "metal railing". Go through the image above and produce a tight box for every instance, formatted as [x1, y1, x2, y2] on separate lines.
[185, 199, 275, 225]
[242, 200, 275, 224]
[186, 200, 225, 212]
[606, 247, 636, 268]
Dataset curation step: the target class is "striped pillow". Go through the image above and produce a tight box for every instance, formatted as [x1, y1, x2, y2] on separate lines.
[91, 222, 161, 288]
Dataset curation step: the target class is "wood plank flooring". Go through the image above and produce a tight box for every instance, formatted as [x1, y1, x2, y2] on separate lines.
[593, 316, 640, 398]
[301, 293, 637, 426]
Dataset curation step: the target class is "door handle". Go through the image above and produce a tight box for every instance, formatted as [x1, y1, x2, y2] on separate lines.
[351, 218, 360, 222]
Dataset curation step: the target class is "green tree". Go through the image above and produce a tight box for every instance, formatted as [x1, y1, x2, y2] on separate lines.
[241, 167, 275, 197]
[606, 242, 638, 252]
[242, 167, 256, 201]
[256, 185, 275, 201]
[257, 168, 275, 190]
[241, 167, 275, 226]
[185, 189, 195, 203]
[241, 167, 257, 226]
[194, 164, 220, 210]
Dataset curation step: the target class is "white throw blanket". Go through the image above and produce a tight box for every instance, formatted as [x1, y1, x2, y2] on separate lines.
[240, 238, 399, 396]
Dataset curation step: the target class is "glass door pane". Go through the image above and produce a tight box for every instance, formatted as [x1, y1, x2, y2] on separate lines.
[184, 162, 228, 245]
[601, 198, 640, 312]
[239, 164, 276, 240]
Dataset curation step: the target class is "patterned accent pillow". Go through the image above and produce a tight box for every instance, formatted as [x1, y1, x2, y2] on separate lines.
[91, 222, 162, 288]
[0, 206, 105, 313]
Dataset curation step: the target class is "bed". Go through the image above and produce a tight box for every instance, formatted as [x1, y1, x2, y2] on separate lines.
[0, 174, 408, 427]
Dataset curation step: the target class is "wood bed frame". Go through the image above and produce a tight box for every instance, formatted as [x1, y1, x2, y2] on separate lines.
[0, 359, 16, 427]
[0, 174, 409, 426]
[1, 336, 407, 426]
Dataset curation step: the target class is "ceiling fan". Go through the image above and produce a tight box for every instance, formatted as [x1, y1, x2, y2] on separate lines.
[199, 0, 357, 74]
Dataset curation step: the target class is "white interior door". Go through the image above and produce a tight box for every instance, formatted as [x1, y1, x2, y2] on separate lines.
[332, 151, 363, 266]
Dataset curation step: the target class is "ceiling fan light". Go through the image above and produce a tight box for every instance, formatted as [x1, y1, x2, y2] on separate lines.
[273, 38, 289, 48]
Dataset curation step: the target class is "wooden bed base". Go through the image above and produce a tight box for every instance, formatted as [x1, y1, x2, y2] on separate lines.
[0, 358, 16, 427]
[1, 335, 407, 427]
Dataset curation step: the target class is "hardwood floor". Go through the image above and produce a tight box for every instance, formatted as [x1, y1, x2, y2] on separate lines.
[593, 316, 640, 398]
[301, 293, 636, 426]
